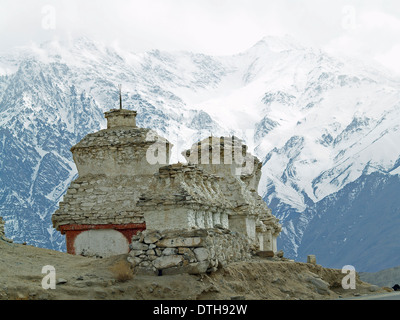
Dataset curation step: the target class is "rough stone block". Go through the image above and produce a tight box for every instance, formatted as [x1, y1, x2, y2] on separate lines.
[256, 251, 274, 258]
[194, 248, 209, 261]
[185, 261, 211, 275]
[307, 255, 317, 264]
[129, 249, 145, 257]
[143, 232, 163, 244]
[178, 247, 191, 254]
[178, 247, 197, 263]
[130, 242, 149, 251]
[146, 249, 156, 256]
[153, 255, 184, 270]
[156, 237, 204, 248]
[127, 256, 142, 266]
[162, 248, 178, 256]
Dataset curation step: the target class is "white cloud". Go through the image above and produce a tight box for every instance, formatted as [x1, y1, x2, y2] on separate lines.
[0, 0, 400, 75]
[323, 7, 400, 75]
[375, 44, 400, 74]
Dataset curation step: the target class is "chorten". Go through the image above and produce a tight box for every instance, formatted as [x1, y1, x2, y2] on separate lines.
[53, 90, 281, 259]
[52, 101, 172, 257]
[182, 136, 281, 248]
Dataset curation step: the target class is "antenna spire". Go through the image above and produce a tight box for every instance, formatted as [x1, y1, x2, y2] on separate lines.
[118, 84, 122, 110]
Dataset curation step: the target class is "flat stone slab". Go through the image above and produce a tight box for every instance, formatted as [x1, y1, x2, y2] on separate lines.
[256, 251, 275, 258]
[156, 237, 204, 248]
[153, 255, 184, 269]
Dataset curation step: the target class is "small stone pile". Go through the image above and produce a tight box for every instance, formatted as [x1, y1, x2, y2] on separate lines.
[127, 227, 253, 276]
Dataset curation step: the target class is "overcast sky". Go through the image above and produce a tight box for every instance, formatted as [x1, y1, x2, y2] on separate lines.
[1, 0, 400, 73]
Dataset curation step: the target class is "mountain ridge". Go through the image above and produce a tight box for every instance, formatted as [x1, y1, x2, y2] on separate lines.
[0, 36, 399, 272]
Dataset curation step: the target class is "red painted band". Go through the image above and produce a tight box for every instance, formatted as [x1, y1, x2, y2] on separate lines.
[59, 223, 146, 255]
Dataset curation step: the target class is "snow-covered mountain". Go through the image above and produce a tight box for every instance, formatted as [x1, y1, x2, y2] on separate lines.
[1, 35, 400, 272]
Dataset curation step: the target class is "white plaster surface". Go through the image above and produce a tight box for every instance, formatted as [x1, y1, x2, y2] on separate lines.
[74, 229, 129, 258]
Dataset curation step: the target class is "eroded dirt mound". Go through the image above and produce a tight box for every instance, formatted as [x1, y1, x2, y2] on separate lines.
[0, 240, 386, 300]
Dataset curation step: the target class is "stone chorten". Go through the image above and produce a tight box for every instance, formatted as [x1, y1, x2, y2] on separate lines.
[52, 107, 172, 257]
[181, 136, 281, 251]
[53, 107, 281, 258]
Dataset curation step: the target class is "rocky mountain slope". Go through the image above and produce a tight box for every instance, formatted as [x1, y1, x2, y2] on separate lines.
[360, 265, 400, 289]
[0, 35, 400, 272]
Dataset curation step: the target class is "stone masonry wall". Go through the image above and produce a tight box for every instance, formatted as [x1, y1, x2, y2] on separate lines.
[137, 163, 234, 231]
[127, 227, 254, 275]
[52, 174, 151, 230]
[71, 127, 172, 177]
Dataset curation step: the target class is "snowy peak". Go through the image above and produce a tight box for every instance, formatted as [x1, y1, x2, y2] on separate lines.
[249, 35, 305, 53]
[1, 35, 400, 271]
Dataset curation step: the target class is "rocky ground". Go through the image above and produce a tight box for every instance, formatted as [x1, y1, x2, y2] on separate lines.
[0, 239, 391, 300]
